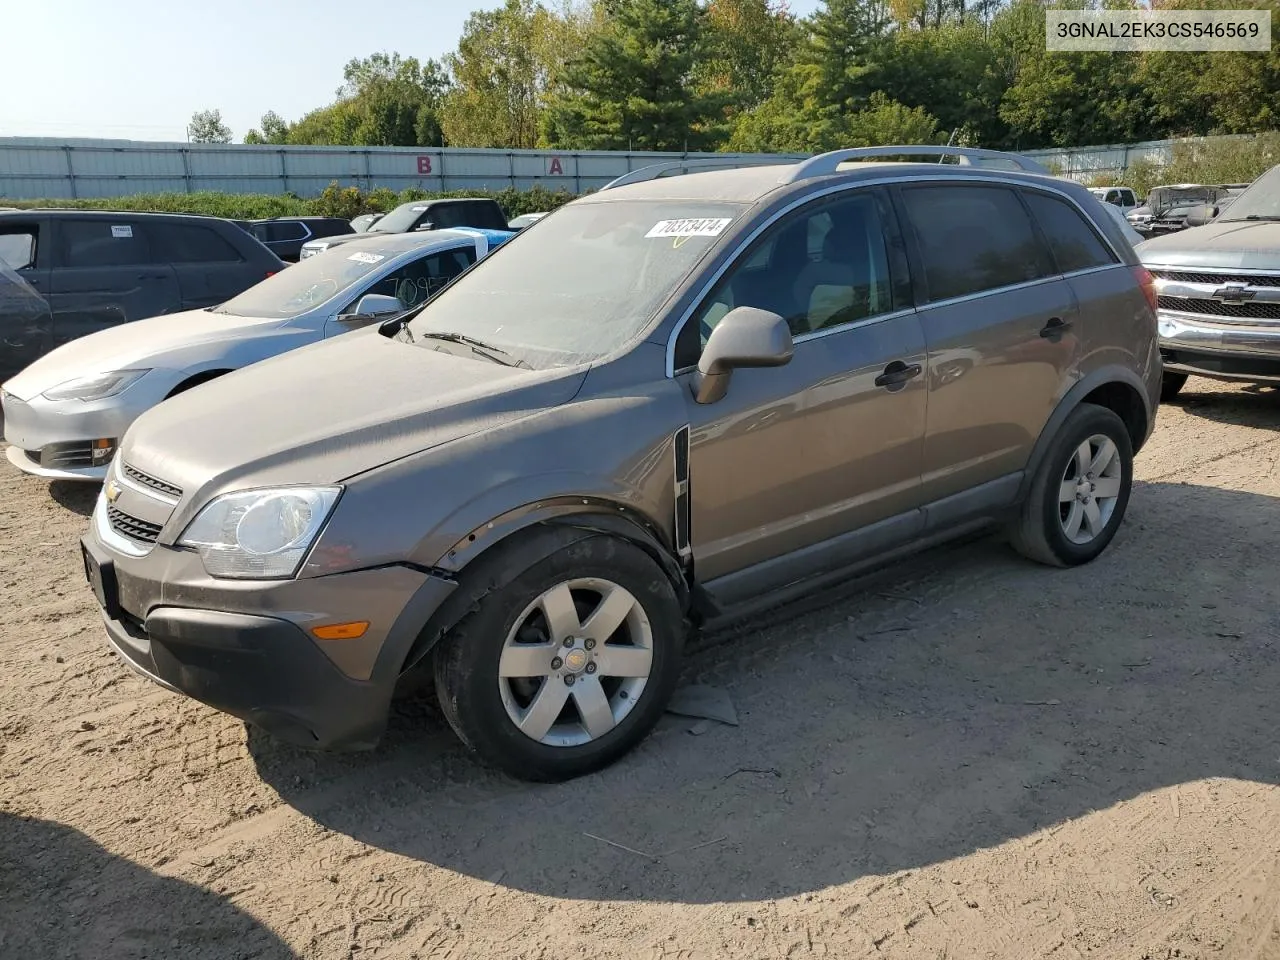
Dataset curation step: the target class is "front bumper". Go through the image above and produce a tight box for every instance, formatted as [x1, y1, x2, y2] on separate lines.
[82, 495, 457, 749]
[1158, 311, 1280, 383]
[2, 388, 153, 480]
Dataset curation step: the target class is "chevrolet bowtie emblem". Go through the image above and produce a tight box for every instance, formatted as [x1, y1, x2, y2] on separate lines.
[1211, 282, 1257, 304]
[105, 480, 121, 504]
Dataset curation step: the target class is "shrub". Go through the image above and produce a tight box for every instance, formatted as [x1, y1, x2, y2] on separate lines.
[3, 183, 579, 221]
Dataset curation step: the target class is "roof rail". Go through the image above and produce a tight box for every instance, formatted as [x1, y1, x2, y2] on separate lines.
[600, 156, 799, 191]
[778, 145, 1050, 183]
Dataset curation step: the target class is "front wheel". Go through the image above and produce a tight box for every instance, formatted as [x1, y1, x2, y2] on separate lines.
[433, 535, 684, 782]
[1010, 403, 1134, 567]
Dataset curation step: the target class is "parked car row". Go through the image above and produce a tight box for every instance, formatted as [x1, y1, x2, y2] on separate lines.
[0, 145, 1171, 785]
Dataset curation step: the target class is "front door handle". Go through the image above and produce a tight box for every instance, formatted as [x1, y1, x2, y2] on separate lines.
[137, 272, 168, 281]
[1040, 316, 1072, 341]
[874, 360, 923, 390]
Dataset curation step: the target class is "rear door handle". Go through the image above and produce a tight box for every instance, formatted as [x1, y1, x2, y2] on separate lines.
[874, 360, 923, 390]
[137, 272, 168, 280]
[1040, 316, 1072, 341]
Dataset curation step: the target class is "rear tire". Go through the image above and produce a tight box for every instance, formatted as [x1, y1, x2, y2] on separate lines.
[433, 535, 684, 782]
[1010, 403, 1133, 568]
[1160, 372, 1188, 402]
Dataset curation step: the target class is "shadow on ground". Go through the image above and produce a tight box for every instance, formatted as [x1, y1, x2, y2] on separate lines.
[247, 479, 1280, 905]
[0, 813, 296, 959]
[50, 479, 97, 517]
[1170, 378, 1280, 428]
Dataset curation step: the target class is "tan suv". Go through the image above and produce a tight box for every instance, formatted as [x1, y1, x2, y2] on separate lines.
[80, 147, 1162, 782]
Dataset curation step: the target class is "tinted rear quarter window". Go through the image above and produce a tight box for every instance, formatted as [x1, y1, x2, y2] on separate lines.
[1022, 191, 1117, 274]
[264, 221, 308, 243]
[60, 220, 150, 267]
[151, 223, 244, 263]
[901, 185, 1054, 303]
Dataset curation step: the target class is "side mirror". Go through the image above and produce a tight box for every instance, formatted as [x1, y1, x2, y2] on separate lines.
[345, 293, 403, 320]
[693, 306, 793, 404]
[1184, 204, 1219, 227]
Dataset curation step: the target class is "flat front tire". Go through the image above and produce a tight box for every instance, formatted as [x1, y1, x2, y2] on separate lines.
[433, 535, 684, 782]
[1010, 403, 1134, 567]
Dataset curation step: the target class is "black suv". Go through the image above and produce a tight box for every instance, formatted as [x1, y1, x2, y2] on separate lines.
[0, 210, 284, 379]
[298, 198, 509, 258]
[248, 216, 354, 262]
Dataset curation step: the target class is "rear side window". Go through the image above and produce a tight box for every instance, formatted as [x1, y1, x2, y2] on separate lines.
[260, 221, 308, 243]
[1022, 191, 1117, 274]
[901, 185, 1054, 303]
[0, 227, 38, 270]
[60, 220, 150, 267]
[151, 223, 244, 263]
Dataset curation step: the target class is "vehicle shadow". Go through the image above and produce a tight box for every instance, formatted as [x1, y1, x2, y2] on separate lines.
[50, 479, 97, 517]
[0, 812, 297, 959]
[1170, 379, 1280, 428]
[249, 480, 1280, 905]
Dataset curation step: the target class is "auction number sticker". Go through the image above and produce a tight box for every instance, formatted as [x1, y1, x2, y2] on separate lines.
[111, 225, 133, 238]
[347, 252, 385, 264]
[645, 218, 733, 239]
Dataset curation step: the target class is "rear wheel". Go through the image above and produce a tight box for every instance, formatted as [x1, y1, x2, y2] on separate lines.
[433, 535, 684, 782]
[1010, 403, 1133, 567]
[1161, 372, 1188, 402]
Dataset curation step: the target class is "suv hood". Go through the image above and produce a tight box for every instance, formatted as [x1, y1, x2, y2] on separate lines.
[119, 329, 586, 505]
[1139, 220, 1280, 270]
[2, 308, 284, 400]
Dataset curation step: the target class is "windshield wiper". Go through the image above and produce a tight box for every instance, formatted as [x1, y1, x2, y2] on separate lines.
[416, 331, 523, 367]
[1227, 215, 1280, 222]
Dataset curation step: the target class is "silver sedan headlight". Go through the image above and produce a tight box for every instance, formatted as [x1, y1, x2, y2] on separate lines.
[179, 486, 341, 579]
[42, 369, 151, 401]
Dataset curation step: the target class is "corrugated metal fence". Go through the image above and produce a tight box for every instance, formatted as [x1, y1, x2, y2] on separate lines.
[1022, 133, 1257, 181]
[0, 138, 805, 200]
[0, 133, 1258, 200]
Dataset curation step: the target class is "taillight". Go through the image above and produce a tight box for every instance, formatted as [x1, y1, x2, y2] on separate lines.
[265, 271, 277, 279]
[1132, 265, 1158, 313]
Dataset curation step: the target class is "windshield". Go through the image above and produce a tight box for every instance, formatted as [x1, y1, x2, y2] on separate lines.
[215, 244, 397, 319]
[402, 200, 743, 368]
[371, 202, 427, 234]
[1217, 165, 1279, 221]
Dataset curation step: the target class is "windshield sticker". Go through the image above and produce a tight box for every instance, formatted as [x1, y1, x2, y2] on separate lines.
[347, 251, 386, 264]
[411, 206, 428, 212]
[111, 225, 133, 238]
[645, 218, 733, 240]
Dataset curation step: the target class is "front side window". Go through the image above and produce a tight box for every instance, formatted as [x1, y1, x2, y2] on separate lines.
[901, 185, 1054, 303]
[401, 199, 743, 369]
[0, 227, 37, 271]
[1023, 191, 1117, 274]
[352, 246, 476, 311]
[60, 220, 150, 267]
[676, 191, 900, 368]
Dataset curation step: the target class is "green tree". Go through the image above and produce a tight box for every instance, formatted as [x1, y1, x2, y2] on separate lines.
[441, 0, 582, 148]
[244, 110, 290, 145]
[188, 109, 232, 144]
[544, 0, 722, 151]
[697, 0, 801, 115]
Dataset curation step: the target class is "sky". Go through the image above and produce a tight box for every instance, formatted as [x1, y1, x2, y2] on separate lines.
[2, 0, 826, 143]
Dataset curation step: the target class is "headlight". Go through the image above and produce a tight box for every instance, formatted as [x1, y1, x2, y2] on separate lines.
[179, 486, 341, 579]
[42, 369, 150, 401]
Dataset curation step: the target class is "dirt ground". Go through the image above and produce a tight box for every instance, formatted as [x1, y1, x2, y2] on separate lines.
[4, 378, 1280, 960]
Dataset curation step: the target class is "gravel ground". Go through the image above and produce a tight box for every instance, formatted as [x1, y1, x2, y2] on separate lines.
[3, 378, 1280, 960]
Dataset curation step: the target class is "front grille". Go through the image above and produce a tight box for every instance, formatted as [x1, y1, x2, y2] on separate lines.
[1158, 296, 1280, 321]
[122, 462, 182, 499]
[1151, 270, 1280, 287]
[107, 504, 163, 544]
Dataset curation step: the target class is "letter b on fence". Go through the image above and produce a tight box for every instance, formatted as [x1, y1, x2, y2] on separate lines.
[417, 156, 433, 175]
